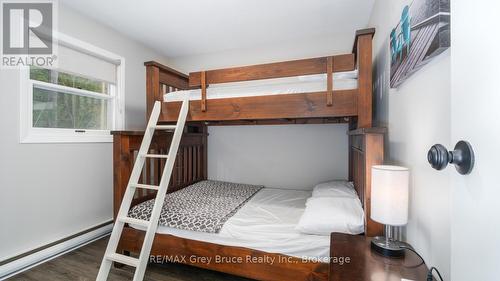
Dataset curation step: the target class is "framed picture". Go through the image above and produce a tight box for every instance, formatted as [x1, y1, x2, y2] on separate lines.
[390, 0, 450, 88]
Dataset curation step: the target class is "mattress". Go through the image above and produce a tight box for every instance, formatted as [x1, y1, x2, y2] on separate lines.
[130, 187, 331, 261]
[163, 70, 358, 102]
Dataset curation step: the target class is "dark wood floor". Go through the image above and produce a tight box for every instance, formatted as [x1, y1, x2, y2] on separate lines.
[8, 236, 253, 281]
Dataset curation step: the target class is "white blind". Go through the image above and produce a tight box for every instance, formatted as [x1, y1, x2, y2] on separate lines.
[57, 44, 117, 84]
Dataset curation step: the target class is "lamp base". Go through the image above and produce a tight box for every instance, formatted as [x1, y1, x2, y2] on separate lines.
[370, 236, 405, 258]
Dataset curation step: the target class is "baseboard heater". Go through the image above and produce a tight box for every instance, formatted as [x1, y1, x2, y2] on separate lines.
[0, 221, 113, 280]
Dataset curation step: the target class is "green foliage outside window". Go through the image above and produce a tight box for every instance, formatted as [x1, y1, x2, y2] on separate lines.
[30, 67, 111, 130]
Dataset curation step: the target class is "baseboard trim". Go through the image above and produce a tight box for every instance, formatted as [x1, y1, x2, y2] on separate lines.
[0, 221, 113, 280]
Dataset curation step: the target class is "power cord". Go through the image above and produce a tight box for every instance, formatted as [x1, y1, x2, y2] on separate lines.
[397, 245, 444, 281]
[398, 245, 425, 267]
[428, 266, 444, 281]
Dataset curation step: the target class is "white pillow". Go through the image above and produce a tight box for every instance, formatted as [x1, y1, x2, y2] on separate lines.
[312, 180, 357, 198]
[296, 197, 365, 235]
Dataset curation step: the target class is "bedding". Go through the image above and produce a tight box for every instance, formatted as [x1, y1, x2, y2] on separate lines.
[128, 180, 263, 233]
[129, 187, 333, 260]
[163, 71, 358, 102]
[311, 180, 357, 198]
[295, 196, 365, 235]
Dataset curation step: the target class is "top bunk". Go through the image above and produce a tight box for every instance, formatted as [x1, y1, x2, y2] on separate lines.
[145, 28, 375, 128]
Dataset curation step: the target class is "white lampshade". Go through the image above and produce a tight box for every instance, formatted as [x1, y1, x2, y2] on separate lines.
[371, 165, 409, 226]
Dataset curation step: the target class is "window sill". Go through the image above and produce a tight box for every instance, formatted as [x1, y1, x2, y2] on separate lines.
[20, 130, 113, 144]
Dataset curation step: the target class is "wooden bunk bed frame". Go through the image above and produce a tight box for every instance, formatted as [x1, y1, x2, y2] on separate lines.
[113, 28, 384, 281]
[145, 28, 375, 129]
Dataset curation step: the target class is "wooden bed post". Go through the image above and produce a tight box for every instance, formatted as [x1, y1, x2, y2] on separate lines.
[354, 28, 375, 129]
[348, 127, 385, 237]
[113, 133, 132, 221]
[146, 64, 161, 120]
[145, 61, 190, 121]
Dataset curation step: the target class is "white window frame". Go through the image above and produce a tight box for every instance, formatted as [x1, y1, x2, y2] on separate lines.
[20, 32, 125, 143]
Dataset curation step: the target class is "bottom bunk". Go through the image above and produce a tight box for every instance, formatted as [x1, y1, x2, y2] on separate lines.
[119, 179, 353, 281]
[111, 127, 385, 281]
[127, 181, 341, 261]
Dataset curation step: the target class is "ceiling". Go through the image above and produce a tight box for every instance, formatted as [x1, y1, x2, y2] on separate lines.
[61, 0, 375, 59]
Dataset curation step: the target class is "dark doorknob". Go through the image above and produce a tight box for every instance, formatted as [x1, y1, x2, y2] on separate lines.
[427, 141, 475, 175]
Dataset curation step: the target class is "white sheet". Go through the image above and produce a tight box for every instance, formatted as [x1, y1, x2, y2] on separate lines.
[131, 188, 331, 261]
[164, 71, 358, 102]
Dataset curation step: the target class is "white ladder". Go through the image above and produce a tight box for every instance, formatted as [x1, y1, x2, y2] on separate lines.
[96, 96, 189, 281]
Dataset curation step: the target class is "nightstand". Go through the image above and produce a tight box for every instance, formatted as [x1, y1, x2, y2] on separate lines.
[329, 233, 433, 281]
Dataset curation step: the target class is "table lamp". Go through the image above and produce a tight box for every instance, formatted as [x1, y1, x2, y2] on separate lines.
[370, 165, 409, 258]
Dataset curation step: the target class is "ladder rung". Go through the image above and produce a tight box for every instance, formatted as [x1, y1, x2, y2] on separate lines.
[118, 216, 150, 227]
[107, 253, 139, 267]
[154, 125, 176, 130]
[130, 183, 159, 190]
[142, 154, 168, 159]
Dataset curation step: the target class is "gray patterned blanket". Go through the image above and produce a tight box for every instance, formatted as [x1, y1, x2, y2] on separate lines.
[128, 180, 263, 233]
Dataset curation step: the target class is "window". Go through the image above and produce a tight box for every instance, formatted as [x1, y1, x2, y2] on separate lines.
[20, 34, 124, 143]
[30, 67, 111, 130]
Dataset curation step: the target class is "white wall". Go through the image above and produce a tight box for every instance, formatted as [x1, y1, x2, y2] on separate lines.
[0, 5, 170, 261]
[369, 0, 451, 279]
[57, 6, 171, 129]
[170, 32, 356, 73]
[451, 1, 500, 280]
[208, 124, 348, 190]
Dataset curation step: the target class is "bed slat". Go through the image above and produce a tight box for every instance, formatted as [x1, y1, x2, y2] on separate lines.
[201, 71, 207, 112]
[326, 56, 333, 106]
[112, 130, 208, 217]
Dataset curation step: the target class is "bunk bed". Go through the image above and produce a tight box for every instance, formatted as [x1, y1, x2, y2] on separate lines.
[146, 28, 375, 128]
[112, 28, 384, 281]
